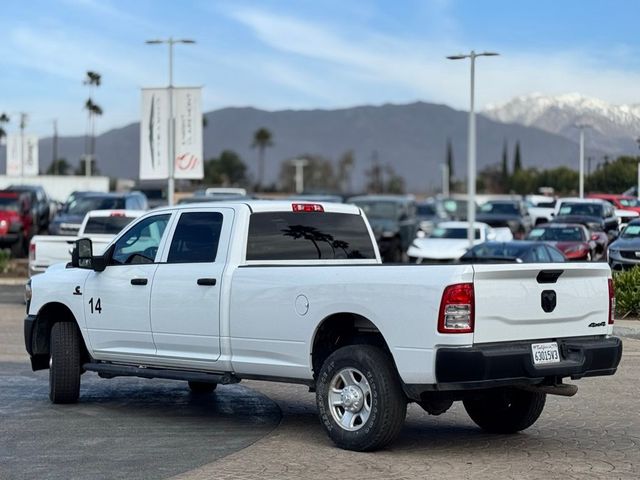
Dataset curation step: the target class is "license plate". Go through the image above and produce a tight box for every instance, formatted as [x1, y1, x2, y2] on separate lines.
[531, 342, 560, 365]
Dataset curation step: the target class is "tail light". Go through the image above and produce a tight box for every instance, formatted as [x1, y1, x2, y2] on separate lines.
[438, 283, 474, 334]
[292, 203, 324, 212]
[29, 242, 36, 262]
[608, 278, 615, 325]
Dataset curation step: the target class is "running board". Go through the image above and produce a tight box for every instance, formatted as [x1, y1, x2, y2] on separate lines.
[83, 362, 240, 385]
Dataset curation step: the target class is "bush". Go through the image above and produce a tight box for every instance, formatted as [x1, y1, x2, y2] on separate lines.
[613, 267, 640, 319]
[0, 249, 10, 274]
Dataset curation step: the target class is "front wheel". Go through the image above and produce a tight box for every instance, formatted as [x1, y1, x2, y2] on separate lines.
[49, 322, 81, 404]
[316, 345, 407, 451]
[463, 388, 546, 433]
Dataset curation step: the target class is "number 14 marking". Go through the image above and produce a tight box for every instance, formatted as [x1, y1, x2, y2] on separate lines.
[89, 297, 102, 314]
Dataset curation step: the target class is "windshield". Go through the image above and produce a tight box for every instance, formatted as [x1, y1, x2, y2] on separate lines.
[0, 196, 19, 211]
[430, 227, 481, 240]
[479, 202, 519, 215]
[417, 204, 436, 216]
[619, 198, 640, 207]
[621, 224, 640, 239]
[352, 201, 399, 219]
[557, 203, 603, 217]
[66, 197, 126, 215]
[468, 244, 527, 258]
[528, 226, 585, 242]
[83, 215, 136, 234]
[442, 199, 468, 219]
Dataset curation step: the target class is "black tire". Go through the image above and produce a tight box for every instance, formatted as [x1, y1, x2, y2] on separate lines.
[10, 234, 24, 258]
[49, 322, 81, 404]
[188, 381, 217, 394]
[316, 345, 407, 451]
[463, 388, 546, 434]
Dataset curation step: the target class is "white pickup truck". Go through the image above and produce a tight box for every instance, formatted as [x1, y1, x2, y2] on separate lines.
[28, 210, 145, 277]
[24, 201, 622, 451]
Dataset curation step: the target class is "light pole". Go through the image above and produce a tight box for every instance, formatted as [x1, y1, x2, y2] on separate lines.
[575, 123, 591, 198]
[146, 38, 196, 206]
[636, 137, 640, 197]
[447, 51, 499, 247]
[292, 158, 309, 193]
[441, 163, 450, 197]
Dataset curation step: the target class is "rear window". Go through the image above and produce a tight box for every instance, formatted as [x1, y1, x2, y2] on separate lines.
[246, 212, 376, 260]
[83, 215, 136, 234]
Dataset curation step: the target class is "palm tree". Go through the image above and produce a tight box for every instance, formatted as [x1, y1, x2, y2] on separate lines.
[83, 71, 102, 174]
[0, 113, 9, 144]
[252, 127, 273, 190]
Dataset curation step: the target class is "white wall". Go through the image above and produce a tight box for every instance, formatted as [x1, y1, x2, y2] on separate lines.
[0, 175, 110, 202]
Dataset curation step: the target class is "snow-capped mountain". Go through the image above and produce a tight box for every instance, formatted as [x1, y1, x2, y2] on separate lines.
[483, 93, 640, 155]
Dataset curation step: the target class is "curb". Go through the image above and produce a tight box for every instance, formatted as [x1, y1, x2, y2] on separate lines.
[0, 278, 27, 286]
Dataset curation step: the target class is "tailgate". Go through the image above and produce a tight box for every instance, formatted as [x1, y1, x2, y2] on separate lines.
[473, 263, 611, 344]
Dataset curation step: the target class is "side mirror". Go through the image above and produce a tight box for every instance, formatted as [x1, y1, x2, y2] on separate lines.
[71, 238, 108, 272]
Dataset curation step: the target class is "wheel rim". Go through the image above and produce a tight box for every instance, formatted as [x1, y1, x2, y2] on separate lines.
[328, 367, 372, 431]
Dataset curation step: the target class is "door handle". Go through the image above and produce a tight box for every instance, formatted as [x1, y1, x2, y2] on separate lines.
[131, 278, 148, 286]
[197, 278, 217, 286]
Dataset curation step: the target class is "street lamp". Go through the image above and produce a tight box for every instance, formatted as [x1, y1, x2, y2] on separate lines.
[145, 38, 196, 206]
[574, 123, 591, 198]
[447, 51, 499, 248]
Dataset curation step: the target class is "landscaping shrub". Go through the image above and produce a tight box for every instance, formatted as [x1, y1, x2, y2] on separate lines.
[613, 267, 640, 319]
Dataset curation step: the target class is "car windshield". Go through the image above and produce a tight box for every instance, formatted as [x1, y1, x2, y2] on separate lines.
[417, 204, 436, 216]
[0, 196, 19, 211]
[352, 201, 398, 219]
[621, 224, 640, 239]
[479, 202, 519, 215]
[619, 198, 640, 207]
[66, 196, 126, 215]
[83, 215, 136, 234]
[557, 203, 603, 217]
[467, 244, 528, 258]
[430, 227, 481, 240]
[528, 227, 584, 242]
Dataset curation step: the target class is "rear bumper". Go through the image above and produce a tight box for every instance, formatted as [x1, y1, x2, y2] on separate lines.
[408, 336, 622, 396]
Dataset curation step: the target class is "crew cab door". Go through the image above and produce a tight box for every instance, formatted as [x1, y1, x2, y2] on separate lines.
[83, 213, 172, 357]
[150, 208, 233, 363]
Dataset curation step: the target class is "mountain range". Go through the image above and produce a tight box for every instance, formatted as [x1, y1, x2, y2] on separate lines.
[2, 95, 637, 192]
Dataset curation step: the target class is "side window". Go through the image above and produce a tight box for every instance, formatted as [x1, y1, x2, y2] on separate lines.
[110, 214, 170, 265]
[167, 212, 223, 263]
[247, 212, 376, 260]
[546, 246, 566, 262]
[534, 246, 551, 262]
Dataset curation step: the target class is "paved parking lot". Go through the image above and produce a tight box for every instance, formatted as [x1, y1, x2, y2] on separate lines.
[1, 284, 639, 479]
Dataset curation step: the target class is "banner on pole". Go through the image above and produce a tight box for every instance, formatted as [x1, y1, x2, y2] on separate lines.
[6, 134, 39, 176]
[139, 86, 203, 180]
[174, 88, 203, 180]
[140, 88, 170, 180]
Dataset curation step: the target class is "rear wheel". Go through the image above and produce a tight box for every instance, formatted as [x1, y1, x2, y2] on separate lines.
[463, 388, 546, 433]
[49, 322, 81, 404]
[316, 345, 407, 451]
[188, 381, 217, 394]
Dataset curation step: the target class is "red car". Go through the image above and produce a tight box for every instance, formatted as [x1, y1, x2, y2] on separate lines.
[0, 191, 33, 257]
[526, 223, 600, 261]
[587, 193, 640, 214]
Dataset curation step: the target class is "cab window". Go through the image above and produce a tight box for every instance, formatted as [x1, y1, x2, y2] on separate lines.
[167, 212, 223, 263]
[110, 214, 170, 265]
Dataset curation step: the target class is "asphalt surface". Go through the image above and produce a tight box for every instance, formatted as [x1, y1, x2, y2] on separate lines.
[0, 284, 281, 480]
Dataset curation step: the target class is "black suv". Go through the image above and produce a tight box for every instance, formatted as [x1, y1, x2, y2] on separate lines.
[347, 195, 418, 262]
[49, 191, 148, 235]
[5, 185, 52, 233]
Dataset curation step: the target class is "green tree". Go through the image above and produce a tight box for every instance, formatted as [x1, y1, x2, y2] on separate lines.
[513, 141, 522, 173]
[74, 157, 100, 176]
[252, 127, 274, 190]
[46, 158, 71, 175]
[0, 112, 9, 143]
[203, 150, 248, 186]
[501, 139, 509, 191]
[586, 156, 639, 193]
[83, 71, 103, 175]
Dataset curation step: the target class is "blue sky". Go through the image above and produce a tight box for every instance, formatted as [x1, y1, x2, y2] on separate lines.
[1, 0, 639, 137]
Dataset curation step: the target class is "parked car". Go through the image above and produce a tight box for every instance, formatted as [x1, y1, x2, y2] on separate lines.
[0, 191, 34, 257]
[459, 241, 566, 263]
[608, 219, 640, 271]
[29, 209, 145, 276]
[49, 192, 148, 235]
[553, 198, 619, 237]
[526, 223, 599, 261]
[524, 195, 556, 225]
[5, 184, 51, 233]
[407, 221, 495, 263]
[475, 199, 532, 238]
[177, 194, 251, 205]
[587, 193, 640, 214]
[415, 200, 449, 235]
[347, 195, 418, 262]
